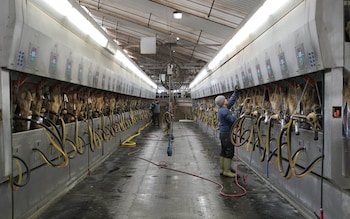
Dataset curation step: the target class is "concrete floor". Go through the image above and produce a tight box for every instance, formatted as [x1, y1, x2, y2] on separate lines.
[36, 121, 306, 219]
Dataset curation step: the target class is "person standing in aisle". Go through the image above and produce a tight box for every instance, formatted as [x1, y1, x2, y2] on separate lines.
[215, 90, 238, 177]
[152, 100, 160, 126]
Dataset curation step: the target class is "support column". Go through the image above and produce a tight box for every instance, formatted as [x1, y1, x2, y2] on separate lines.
[0, 68, 11, 177]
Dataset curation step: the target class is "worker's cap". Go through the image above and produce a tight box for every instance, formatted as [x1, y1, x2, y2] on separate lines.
[215, 95, 225, 107]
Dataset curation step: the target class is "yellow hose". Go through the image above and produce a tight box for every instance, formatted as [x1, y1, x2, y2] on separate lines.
[101, 114, 113, 141]
[65, 139, 78, 159]
[10, 155, 30, 190]
[107, 115, 116, 137]
[244, 117, 255, 152]
[33, 127, 69, 168]
[93, 131, 103, 149]
[85, 120, 95, 151]
[277, 118, 293, 178]
[256, 116, 266, 162]
[75, 119, 84, 154]
[85, 118, 102, 151]
[277, 115, 323, 179]
[59, 117, 77, 159]
[121, 121, 152, 147]
[31, 116, 71, 168]
[10, 159, 22, 191]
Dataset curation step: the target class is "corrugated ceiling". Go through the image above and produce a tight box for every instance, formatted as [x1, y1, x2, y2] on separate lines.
[77, 0, 264, 89]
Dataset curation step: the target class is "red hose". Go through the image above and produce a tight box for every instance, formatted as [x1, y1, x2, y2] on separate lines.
[127, 148, 247, 197]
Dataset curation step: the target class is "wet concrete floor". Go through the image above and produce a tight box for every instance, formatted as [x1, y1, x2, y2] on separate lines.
[36, 122, 306, 219]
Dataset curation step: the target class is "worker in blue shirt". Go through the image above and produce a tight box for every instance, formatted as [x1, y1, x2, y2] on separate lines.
[215, 91, 238, 177]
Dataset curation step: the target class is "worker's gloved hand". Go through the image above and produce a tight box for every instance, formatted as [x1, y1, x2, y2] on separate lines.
[231, 85, 239, 98]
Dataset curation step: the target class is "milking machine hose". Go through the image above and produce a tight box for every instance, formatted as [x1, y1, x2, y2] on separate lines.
[10, 155, 31, 188]
[277, 116, 323, 179]
[13, 116, 69, 167]
[85, 117, 103, 151]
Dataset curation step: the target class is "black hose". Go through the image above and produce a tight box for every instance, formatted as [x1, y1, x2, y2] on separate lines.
[11, 155, 31, 187]
[13, 117, 68, 167]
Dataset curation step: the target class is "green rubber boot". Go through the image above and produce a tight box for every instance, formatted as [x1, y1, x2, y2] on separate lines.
[223, 158, 236, 178]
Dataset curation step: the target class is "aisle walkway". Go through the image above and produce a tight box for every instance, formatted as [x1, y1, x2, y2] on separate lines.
[36, 122, 306, 219]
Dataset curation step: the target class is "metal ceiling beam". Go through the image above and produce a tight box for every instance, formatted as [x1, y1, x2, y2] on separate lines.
[78, 0, 264, 86]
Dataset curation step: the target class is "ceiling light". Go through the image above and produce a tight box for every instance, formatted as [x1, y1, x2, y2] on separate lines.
[44, 0, 108, 47]
[173, 11, 182, 19]
[207, 0, 292, 72]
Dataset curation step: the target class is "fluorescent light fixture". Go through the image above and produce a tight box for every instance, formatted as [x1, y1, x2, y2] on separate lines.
[189, 69, 208, 89]
[44, 0, 156, 89]
[45, 0, 108, 47]
[207, 0, 291, 72]
[44, 0, 72, 17]
[173, 11, 182, 19]
[115, 50, 157, 89]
